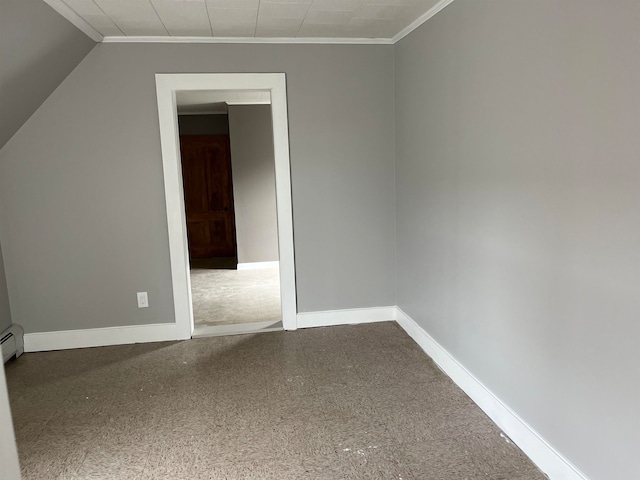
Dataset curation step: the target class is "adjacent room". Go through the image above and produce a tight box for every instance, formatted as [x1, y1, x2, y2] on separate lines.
[1, 0, 638, 479]
[176, 99, 283, 337]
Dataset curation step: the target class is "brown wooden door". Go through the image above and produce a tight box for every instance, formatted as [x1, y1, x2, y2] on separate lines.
[179, 135, 237, 259]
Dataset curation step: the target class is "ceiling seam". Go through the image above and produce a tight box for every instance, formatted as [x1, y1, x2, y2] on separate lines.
[203, 0, 214, 37]
[293, 2, 313, 39]
[253, 1, 260, 38]
[147, 0, 170, 36]
[91, 0, 126, 36]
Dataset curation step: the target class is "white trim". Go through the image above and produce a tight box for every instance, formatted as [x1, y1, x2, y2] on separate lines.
[297, 306, 396, 329]
[237, 261, 279, 271]
[0, 360, 21, 480]
[1, 324, 24, 362]
[395, 307, 590, 480]
[155, 73, 298, 336]
[193, 320, 282, 338]
[103, 36, 393, 45]
[41, 0, 104, 42]
[23, 323, 180, 352]
[392, 0, 456, 43]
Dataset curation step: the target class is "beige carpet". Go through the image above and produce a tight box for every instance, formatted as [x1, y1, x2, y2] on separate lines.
[190, 266, 281, 327]
[6, 322, 546, 479]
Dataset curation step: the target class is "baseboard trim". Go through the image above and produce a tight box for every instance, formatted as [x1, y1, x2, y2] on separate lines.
[237, 261, 279, 271]
[23, 322, 182, 352]
[395, 307, 589, 480]
[19, 303, 588, 479]
[297, 306, 396, 329]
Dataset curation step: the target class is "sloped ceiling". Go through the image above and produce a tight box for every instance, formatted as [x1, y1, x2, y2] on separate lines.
[0, 0, 454, 148]
[0, 0, 96, 149]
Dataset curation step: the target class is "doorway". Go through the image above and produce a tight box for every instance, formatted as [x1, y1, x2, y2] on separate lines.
[178, 107, 282, 336]
[155, 73, 297, 340]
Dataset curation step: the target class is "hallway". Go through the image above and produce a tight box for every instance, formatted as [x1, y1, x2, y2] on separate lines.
[190, 264, 281, 332]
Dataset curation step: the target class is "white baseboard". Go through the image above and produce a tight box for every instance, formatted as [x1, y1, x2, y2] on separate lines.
[23, 322, 182, 352]
[1, 324, 24, 362]
[237, 261, 279, 271]
[17, 302, 589, 480]
[21, 305, 396, 351]
[395, 307, 589, 480]
[297, 306, 396, 329]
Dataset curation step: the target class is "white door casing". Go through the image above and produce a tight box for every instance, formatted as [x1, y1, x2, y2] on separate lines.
[155, 73, 297, 338]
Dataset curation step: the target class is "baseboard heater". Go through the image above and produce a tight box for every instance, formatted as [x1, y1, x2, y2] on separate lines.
[1, 324, 24, 363]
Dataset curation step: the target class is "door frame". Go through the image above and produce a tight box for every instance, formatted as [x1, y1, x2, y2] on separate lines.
[155, 73, 297, 339]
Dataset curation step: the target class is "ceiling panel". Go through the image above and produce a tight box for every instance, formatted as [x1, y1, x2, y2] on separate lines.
[93, 0, 168, 36]
[261, 0, 312, 4]
[150, 0, 212, 36]
[255, 17, 304, 37]
[309, 0, 362, 10]
[208, 5, 258, 36]
[353, 3, 415, 21]
[55, 0, 446, 40]
[347, 17, 406, 38]
[62, 0, 123, 36]
[297, 22, 349, 37]
[258, 2, 311, 20]
[209, 0, 259, 8]
[303, 9, 353, 25]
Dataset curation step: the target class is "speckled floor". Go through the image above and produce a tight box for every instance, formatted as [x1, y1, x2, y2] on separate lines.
[190, 266, 281, 327]
[6, 322, 546, 480]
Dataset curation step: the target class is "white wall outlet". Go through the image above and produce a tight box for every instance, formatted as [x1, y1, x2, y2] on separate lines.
[137, 292, 149, 308]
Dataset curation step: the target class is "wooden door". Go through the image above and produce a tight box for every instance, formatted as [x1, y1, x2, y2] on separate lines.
[179, 135, 237, 259]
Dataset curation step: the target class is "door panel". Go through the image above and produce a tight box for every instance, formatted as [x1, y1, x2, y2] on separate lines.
[180, 135, 237, 258]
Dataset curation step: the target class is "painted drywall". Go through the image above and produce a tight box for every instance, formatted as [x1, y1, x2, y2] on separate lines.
[394, 1, 640, 479]
[0, 243, 11, 332]
[228, 105, 279, 265]
[178, 114, 229, 136]
[0, 43, 395, 333]
[0, 0, 95, 148]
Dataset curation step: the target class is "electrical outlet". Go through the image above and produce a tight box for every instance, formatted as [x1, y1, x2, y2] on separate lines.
[137, 292, 149, 308]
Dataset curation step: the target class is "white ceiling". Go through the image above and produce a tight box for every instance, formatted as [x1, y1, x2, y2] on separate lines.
[44, 0, 453, 42]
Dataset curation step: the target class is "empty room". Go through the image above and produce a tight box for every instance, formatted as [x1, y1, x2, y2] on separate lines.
[1, 0, 638, 479]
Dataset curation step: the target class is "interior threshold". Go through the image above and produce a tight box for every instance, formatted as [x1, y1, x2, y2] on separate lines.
[192, 320, 283, 338]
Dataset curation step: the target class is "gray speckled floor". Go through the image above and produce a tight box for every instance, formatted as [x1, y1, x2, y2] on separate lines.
[190, 266, 281, 327]
[6, 322, 546, 480]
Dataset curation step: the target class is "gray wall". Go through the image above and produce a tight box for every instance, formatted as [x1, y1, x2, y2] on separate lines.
[178, 114, 229, 136]
[0, 0, 95, 148]
[228, 105, 279, 265]
[395, 1, 640, 479]
[0, 243, 11, 332]
[0, 42, 396, 333]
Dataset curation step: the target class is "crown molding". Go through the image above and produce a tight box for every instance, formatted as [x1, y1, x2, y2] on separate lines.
[102, 35, 394, 45]
[41, 0, 104, 42]
[392, 0, 456, 44]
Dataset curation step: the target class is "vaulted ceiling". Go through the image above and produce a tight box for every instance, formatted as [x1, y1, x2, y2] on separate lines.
[44, 0, 452, 42]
